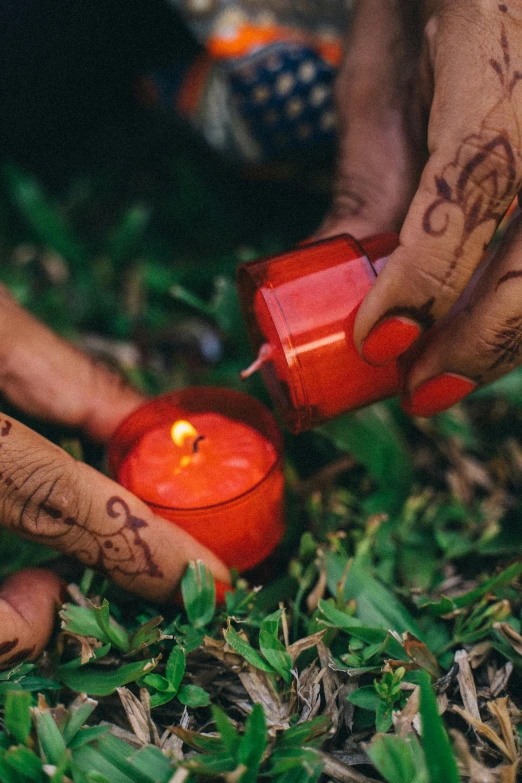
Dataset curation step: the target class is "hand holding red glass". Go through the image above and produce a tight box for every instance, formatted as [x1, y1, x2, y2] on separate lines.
[237, 232, 403, 433]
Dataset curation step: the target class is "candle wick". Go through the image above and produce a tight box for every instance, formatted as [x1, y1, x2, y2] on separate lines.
[240, 342, 273, 380]
[193, 435, 205, 454]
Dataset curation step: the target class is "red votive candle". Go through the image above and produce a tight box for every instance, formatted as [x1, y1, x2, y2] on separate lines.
[107, 388, 285, 572]
[236, 232, 400, 434]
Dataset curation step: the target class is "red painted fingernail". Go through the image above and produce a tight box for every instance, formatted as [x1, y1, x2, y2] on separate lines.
[362, 318, 422, 366]
[402, 373, 477, 418]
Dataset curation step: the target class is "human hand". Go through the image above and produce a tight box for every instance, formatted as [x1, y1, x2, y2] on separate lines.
[0, 289, 230, 667]
[318, 0, 522, 416]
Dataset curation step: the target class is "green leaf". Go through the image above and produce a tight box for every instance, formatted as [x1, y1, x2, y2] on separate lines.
[261, 609, 284, 637]
[72, 733, 166, 783]
[181, 561, 216, 628]
[376, 701, 394, 733]
[0, 754, 19, 783]
[63, 696, 98, 745]
[326, 553, 424, 639]
[276, 716, 331, 749]
[367, 734, 428, 783]
[60, 602, 129, 651]
[259, 630, 293, 684]
[225, 629, 275, 674]
[128, 746, 174, 782]
[4, 691, 32, 745]
[128, 617, 163, 654]
[105, 203, 151, 267]
[420, 562, 522, 617]
[177, 685, 211, 708]
[34, 711, 67, 766]
[149, 692, 178, 709]
[2, 746, 44, 780]
[418, 670, 459, 783]
[184, 751, 237, 775]
[68, 727, 111, 750]
[56, 658, 157, 696]
[317, 600, 362, 629]
[347, 686, 381, 712]
[165, 646, 186, 693]
[212, 705, 240, 755]
[269, 747, 323, 776]
[318, 403, 413, 514]
[237, 704, 267, 783]
[143, 674, 174, 693]
[92, 601, 129, 652]
[4, 163, 88, 267]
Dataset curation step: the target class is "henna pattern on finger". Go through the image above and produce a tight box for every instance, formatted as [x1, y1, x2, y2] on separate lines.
[2, 647, 35, 665]
[0, 639, 18, 656]
[32, 496, 164, 580]
[496, 269, 522, 289]
[488, 314, 522, 370]
[0, 420, 164, 583]
[423, 23, 522, 282]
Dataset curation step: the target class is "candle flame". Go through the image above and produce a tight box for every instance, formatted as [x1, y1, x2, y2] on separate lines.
[171, 420, 199, 447]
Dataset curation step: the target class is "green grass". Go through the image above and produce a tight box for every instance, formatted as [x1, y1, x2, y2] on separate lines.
[0, 140, 521, 782]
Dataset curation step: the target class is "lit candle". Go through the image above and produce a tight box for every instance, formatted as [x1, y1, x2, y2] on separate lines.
[108, 388, 285, 573]
[237, 233, 400, 434]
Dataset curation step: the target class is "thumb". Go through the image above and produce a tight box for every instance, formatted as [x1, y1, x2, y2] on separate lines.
[313, 0, 425, 241]
[0, 414, 231, 603]
[0, 569, 64, 667]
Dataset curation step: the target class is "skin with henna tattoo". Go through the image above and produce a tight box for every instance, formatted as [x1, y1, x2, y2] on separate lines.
[488, 315, 522, 371]
[496, 269, 522, 289]
[0, 419, 164, 585]
[423, 21, 522, 281]
[0, 414, 230, 604]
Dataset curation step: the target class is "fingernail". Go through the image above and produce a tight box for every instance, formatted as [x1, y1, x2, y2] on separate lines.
[402, 373, 477, 418]
[362, 318, 422, 366]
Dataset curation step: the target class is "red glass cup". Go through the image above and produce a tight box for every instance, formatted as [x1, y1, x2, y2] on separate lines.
[107, 387, 285, 572]
[237, 232, 400, 434]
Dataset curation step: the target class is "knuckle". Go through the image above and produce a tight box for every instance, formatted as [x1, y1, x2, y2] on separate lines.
[331, 173, 385, 223]
[413, 249, 467, 299]
[2, 454, 81, 541]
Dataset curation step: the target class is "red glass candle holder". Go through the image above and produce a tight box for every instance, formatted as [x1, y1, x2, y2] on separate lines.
[237, 232, 400, 434]
[107, 387, 285, 572]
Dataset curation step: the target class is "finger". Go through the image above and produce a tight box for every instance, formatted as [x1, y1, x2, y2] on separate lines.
[0, 414, 231, 602]
[355, 4, 522, 366]
[0, 286, 145, 442]
[401, 211, 522, 416]
[314, 0, 426, 241]
[0, 568, 64, 668]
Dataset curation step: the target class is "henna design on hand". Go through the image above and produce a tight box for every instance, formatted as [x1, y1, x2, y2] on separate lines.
[496, 269, 522, 289]
[0, 639, 18, 656]
[0, 421, 163, 583]
[2, 646, 35, 666]
[0, 639, 35, 666]
[0, 421, 12, 438]
[423, 22, 522, 279]
[32, 496, 164, 581]
[488, 314, 522, 370]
